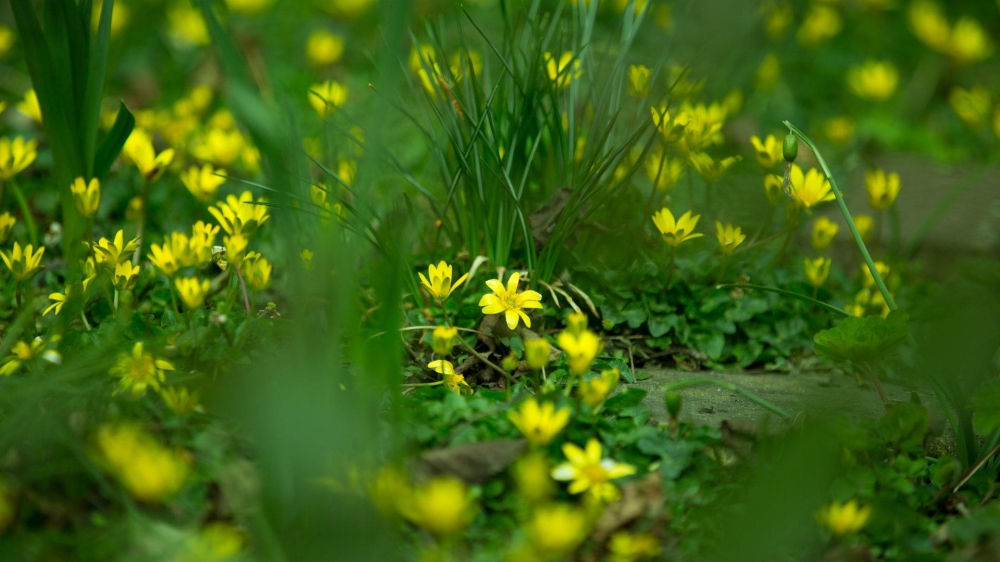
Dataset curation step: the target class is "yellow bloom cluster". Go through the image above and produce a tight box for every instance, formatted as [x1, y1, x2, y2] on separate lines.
[908, 1, 991, 65]
[95, 424, 190, 503]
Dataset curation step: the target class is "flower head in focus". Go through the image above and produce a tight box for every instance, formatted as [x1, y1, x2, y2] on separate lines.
[208, 191, 270, 237]
[1, 242, 45, 282]
[788, 164, 834, 210]
[715, 221, 746, 254]
[92, 230, 140, 266]
[652, 207, 703, 246]
[478, 271, 543, 329]
[419, 261, 469, 301]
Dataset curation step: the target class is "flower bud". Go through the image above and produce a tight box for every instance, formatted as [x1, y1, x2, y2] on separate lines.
[432, 326, 458, 356]
[665, 391, 682, 418]
[782, 133, 798, 163]
[524, 338, 551, 370]
[502, 352, 519, 372]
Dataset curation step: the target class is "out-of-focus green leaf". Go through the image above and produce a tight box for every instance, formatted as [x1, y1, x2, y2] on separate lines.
[813, 310, 909, 364]
[971, 379, 1000, 436]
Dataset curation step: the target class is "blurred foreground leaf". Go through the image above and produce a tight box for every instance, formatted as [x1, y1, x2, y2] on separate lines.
[813, 310, 909, 364]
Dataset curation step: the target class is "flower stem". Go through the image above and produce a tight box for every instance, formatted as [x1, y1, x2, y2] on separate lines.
[132, 179, 150, 265]
[9, 179, 38, 246]
[784, 121, 897, 311]
[232, 261, 252, 316]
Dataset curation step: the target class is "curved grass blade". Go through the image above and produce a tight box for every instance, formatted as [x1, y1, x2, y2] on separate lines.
[93, 100, 135, 180]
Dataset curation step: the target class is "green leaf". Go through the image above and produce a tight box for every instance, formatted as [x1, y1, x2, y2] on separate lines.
[971, 379, 1000, 435]
[813, 310, 910, 364]
[878, 402, 929, 450]
[93, 101, 135, 180]
[604, 388, 648, 413]
[82, 0, 116, 176]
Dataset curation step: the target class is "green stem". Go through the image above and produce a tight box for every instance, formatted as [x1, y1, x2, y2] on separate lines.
[402, 381, 445, 388]
[9, 179, 38, 246]
[784, 121, 897, 311]
[663, 378, 793, 419]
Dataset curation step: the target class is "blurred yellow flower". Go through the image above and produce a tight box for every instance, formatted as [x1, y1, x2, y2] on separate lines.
[763, 1, 793, 40]
[44, 277, 94, 317]
[324, 0, 378, 18]
[224, 0, 275, 15]
[524, 338, 551, 370]
[608, 531, 661, 562]
[91, 0, 130, 37]
[0, 136, 38, 180]
[688, 152, 739, 183]
[652, 207, 703, 246]
[428, 359, 469, 394]
[797, 4, 842, 48]
[224, 233, 248, 265]
[854, 214, 874, 242]
[861, 260, 890, 289]
[242, 254, 272, 291]
[110, 342, 175, 397]
[17, 90, 42, 124]
[191, 128, 245, 166]
[368, 465, 411, 517]
[96, 424, 190, 503]
[209, 191, 270, 237]
[168, 3, 209, 47]
[159, 386, 204, 416]
[566, 311, 588, 335]
[788, 164, 834, 210]
[950, 17, 992, 65]
[432, 326, 458, 356]
[508, 398, 571, 445]
[650, 106, 689, 143]
[400, 477, 477, 537]
[479, 271, 543, 329]
[174, 523, 243, 562]
[71, 177, 101, 218]
[557, 327, 601, 375]
[552, 438, 635, 502]
[544, 51, 582, 89]
[306, 30, 345, 66]
[750, 134, 782, 169]
[0, 337, 61, 376]
[92, 230, 140, 266]
[309, 80, 348, 117]
[763, 174, 784, 205]
[804, 256, 831, 288]
[627, 64, 651, 98]
[950, 85, 992, 128]
[0, 212, 14, 244]
[755, 52, 781, 92]
[644, 150, 684, 192]
[526, 503, 589, 558]
[908, 0, 950, 52]
[811, 217, 839, 251]
[0, 26, 14, 59]
[419, 261, 469, 301]
[175, 276, 210, 309]
[865, 168, 901, 211]
[715, 221, 746, 254]
[818, 499, 871, 536]
[513, 451, 553, 503]
[113, 262, 140, 292]
[123, 129, 175, 181]
[1, 242, 45, 282]
[181, 164, 227, 202]
[847, 59, 898, 101]
[578, 368, 620, 408]
[824, 116, 856, 146]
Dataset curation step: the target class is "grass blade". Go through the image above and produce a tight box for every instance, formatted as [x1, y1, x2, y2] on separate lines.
[93, 100, 135, 180]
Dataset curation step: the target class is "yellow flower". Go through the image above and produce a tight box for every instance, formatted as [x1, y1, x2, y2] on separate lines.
[159, 386, 204, 415]
[181, 164, 227, 202]
[824, 116, 856, 146]
[847, 60, 898, 101]
[755, 52, 781, 91]
[0, 212, 14, 244]
[949, 17, 992, 65]
[811, 217, 839, 251]
[432, 326, 458, 356]
[865, 168, 901, 211]
[44, 277, 95, 316]
[566, 311, 589, 335]
[763, 1, 793, 39]
[950, 86, 992, 128]
[652, 207, 703, 246]
[796, 4, 842, 48]
[167, 3, 209, 46]
[578, 368, 620, 408]
[0, 136, 38, 180]
[70, 177, 101, 218]
[224, 0, 275, 14]
[110, 342, 175, 397]
[688, 152, 739, 183]
[715, 221, 746, 254]
[306, 30, 345, 67]
[309, 79, 348, 117]
[242, 254, 272, 291]
[1, 242, 45, 282]
[175, 277, 211, 309]
[750, 134, 782, 169]
[0, 337, 61, 377]
[818, 499, 871, 536]
[16, 90, 42, 124]
[526, 504, 589, 557]
[650, 106, 689, 143]
[552, 438, 636, 502]
[113, 261, 140, 292]
[544, 51, 582, 89]
[418, 261, 469, 301]
[513, 451, 554, 503]
[788, 164, 834, 210]
[608, 531, 661, 562]
[627, 64, 651, 98]
[908, 0, 950, 52]
[508, 398, 571, 445]
[428, 359, 470, 394]
[208, 191, 270, 237]
[368, 465, 411, 517]
[191, 221, 220, 267]
[95, 424, 190, 503]
[123, 129, 175, 181]
[675, 104, 726, 154]
[400, 476, 477, 537]
[323, 0, 378, 18]
[524, 338, 551, 370]
[763, 174, 784, 205]
[478, 271, 544, 330]
[861, 260, 890, 289]
[0, 25, 14, 59]
[92, 230, 140, 266]
[149, 233, 188, 276]
[854, 214, 874, 242]
[301, 248, 314, 270]
[644, 150, 684, 192]
[803, 256, 831, 288]
[557, 328, 602, 375]
[224, 233, 248, 265]
[91, 0, 130, 37]
[191, 128, 245, 166]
